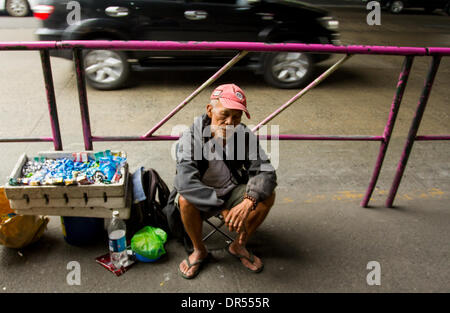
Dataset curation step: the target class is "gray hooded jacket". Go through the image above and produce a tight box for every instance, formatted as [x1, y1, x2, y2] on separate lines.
[173, 114, 277, 213]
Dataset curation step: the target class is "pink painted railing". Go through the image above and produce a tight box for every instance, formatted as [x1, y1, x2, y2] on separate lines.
[0, 41, 449, 208]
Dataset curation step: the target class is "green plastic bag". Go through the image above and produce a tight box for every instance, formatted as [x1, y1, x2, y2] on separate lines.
[131, 226, 167, 260]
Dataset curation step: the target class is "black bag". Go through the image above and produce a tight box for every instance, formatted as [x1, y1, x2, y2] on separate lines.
[162, 189, 194, 253]
[126, 168, 171, 241]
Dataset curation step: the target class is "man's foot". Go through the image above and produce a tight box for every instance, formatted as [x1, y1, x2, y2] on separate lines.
[178, 249, 210, 279]
[228, 242, 264, 273]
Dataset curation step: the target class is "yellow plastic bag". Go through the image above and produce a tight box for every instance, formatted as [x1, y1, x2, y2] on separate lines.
[0, 187, 49, 249]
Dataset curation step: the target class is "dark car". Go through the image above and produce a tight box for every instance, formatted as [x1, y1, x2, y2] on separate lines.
[367, 0, 450, 14]
[34, 0, 340, 90]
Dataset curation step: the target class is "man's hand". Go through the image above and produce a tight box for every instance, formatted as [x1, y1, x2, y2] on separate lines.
[224, 198, 253, 234]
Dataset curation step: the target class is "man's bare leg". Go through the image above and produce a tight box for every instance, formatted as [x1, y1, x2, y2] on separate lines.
[222, 192, 275, 271]
[178, 195, 209, 278]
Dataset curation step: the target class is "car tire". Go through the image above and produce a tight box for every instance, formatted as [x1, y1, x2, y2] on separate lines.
[83, 49, 130, 90]
[263, 50, 314, 89]
[6, 0, 30, 17]
[389, 1, 404, 14]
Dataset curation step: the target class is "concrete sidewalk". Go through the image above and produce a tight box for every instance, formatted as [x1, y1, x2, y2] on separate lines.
[0, 136, 448, 293]
[1, 59, 449, 292]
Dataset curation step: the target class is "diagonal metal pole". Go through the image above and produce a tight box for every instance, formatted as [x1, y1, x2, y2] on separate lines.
[252, 54, 352, 133]
[386, 56, 442, 208]
[204, 219, 234, 242]
[143, 50, 249, 138]
[361, 56, 414, 208]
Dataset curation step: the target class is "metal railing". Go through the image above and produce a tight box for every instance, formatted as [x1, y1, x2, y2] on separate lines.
[0, 40, 449, 208]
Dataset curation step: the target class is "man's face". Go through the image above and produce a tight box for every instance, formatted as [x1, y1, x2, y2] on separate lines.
[207, 99, 243, 139]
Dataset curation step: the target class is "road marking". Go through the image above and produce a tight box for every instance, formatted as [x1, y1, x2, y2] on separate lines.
[281, 188, 448, 204]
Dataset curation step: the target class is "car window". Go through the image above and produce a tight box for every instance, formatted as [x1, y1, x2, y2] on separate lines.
[186, 0, 249, 6]
[187, 0, 235, 4]
[146, 0, 183, 2]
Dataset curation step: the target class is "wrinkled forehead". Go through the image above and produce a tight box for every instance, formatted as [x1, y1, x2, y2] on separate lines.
[211, 99, 243, 117]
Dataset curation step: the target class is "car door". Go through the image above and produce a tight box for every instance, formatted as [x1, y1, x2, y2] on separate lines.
[130, 0, 226, 61]
[129, 0, 186, 41]
[182, 0, 272, 62]
[185, 0, 267, 42]
[408, 0, 446, 9]
[132, 0, 259, 41]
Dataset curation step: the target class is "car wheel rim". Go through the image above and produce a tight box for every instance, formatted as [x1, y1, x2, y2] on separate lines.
[84, 50, 124, 84]
[7, 0, 27, 15]
[391, 1, 403, 13]
[271, 52, 310, 83]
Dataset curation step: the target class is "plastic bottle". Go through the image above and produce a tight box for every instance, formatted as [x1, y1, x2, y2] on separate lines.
[108, 211, 128, 269]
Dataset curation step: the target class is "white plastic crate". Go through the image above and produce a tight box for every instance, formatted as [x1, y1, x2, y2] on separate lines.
[4, 151, 131, 219]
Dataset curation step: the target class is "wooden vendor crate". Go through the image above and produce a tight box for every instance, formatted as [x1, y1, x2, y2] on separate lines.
[4, 151, 131, 219]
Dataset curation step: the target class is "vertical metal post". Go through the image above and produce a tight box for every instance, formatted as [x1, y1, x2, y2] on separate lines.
[361, 56, 414, 207]
[73, 48, 93, 151]
[40, 49, 63, 151]
[386, 56, 442, 208]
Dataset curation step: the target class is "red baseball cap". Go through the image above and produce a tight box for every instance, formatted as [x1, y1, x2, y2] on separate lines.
[210, 83, 250, 119]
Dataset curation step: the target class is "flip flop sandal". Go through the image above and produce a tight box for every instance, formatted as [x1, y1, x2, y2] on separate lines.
[178, 254, 210, 279]
[227, 247, 264, 273]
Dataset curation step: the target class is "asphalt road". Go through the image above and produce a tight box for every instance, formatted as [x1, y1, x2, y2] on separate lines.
[0, 8, 449, 293]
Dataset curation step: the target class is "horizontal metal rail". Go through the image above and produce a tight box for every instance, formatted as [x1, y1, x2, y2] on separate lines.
[0, 40, 448, 208]
[0, 41, 450, 56]
[415, 135, 450, 141]
[91, 135, 385, 142]
[0, 137, 54, 143]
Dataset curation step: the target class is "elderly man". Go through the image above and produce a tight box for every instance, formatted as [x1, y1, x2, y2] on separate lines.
[173, 83, 277, 279]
